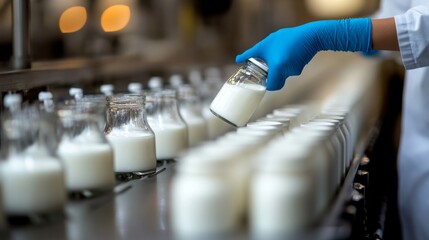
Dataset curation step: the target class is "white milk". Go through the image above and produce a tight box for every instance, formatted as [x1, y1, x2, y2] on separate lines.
[57, 143, 115, 191]
[1, 159, 66, 215]
[107, 132, 156, 172]
[171, 156, 236, 236]
[150, 124, 188, 160]
[184, 118, 207, 147]
[180, 106, 208, 146]
[210, 83, 265, 127]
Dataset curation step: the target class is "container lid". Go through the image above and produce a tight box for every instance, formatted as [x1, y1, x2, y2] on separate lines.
[4, 93, 22, 108]
[169, 74, 183, 88]
[128, 82, 143, 94]
[148, 76, 163, 90]
[38, 91, 53, 101]
[100, 84, 114, 96]
[248, 58, 268, 72]
[69, 88, 83, 99]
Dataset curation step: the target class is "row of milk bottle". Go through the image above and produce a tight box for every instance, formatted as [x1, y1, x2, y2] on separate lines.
[0, 75, 233, 226]
[170, 102, 362, 238]
[169, 58, 375, 238]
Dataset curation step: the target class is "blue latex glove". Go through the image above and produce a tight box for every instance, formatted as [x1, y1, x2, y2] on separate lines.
[236, 18, 373, 91]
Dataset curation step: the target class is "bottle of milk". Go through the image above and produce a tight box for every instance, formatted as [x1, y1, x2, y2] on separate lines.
[1, 96, 66, 218]
[146, 89, 188, 161]
[105, 94, 157, 176]
[210, 58, 268, 127]
[177, 85, 208, 147]
[57, 100, 115, 195]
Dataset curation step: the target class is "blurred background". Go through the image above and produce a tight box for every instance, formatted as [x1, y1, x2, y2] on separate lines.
[0, 0, 380, 69]
[0, 1, 408, 240]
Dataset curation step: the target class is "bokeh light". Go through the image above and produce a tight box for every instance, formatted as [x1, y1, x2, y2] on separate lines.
[59, 6, 87, 34]
[101, 5, 131, 33]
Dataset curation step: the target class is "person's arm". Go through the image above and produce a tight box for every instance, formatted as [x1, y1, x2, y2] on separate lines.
[236, 18, 375, 90]
[372, 18, 399, 51]
[236, 17, 401, 91]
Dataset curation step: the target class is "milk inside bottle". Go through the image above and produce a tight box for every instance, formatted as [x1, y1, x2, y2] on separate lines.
[146, 89, 189, 160]
[105, 94, 157, 175]
[210, 58, 268, 127]
[1, 98, 66, 217]
[57, 100, 115, 193]
[177, 85, 208, 146]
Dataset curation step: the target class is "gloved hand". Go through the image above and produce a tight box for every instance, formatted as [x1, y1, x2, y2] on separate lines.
[236, 18, 373, 91]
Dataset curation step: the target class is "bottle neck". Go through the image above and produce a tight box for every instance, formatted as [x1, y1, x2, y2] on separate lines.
[247, 62, 268, 81]
[105, 103, 150, 133]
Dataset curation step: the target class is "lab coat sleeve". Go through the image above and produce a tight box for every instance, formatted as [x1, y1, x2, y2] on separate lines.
[395, 5, 429, 69]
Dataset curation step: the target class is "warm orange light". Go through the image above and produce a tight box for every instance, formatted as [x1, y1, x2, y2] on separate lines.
[59, 6, 87, 34]
[101, 5, 131, 33]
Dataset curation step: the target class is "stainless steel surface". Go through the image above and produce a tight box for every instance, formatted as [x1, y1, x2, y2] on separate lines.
[0, 53, 398, 240]
[12, 0, 30, 69]
[2, 125, 376, 240]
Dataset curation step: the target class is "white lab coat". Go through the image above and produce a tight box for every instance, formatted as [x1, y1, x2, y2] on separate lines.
[375, 1, 429, 240]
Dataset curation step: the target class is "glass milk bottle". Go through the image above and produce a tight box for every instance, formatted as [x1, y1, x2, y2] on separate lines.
[105, 95, 157, 177]
[57, 101, 115, 195]
[1, 99, 66, 217]
[79, 95, 108, 132]
[171, 155, 236, 236]
[251, 142, 316, 236]
[210, 58, 268, 127]
[146, 89, 188, 160]
[177, 85, 208, 146]
[200, 81, 234, 140]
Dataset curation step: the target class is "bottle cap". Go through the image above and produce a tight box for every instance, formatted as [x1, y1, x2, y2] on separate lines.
[248, 58, 268, 72]
[169, 74, 183, 88]
[69, 88, 83, 99]
[100, 84, 114, 96]
[4, 93, 22, 108]
[38, 91, 53, 101]
[148, 76, 163, 90]
[128, 82, 143, 94]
